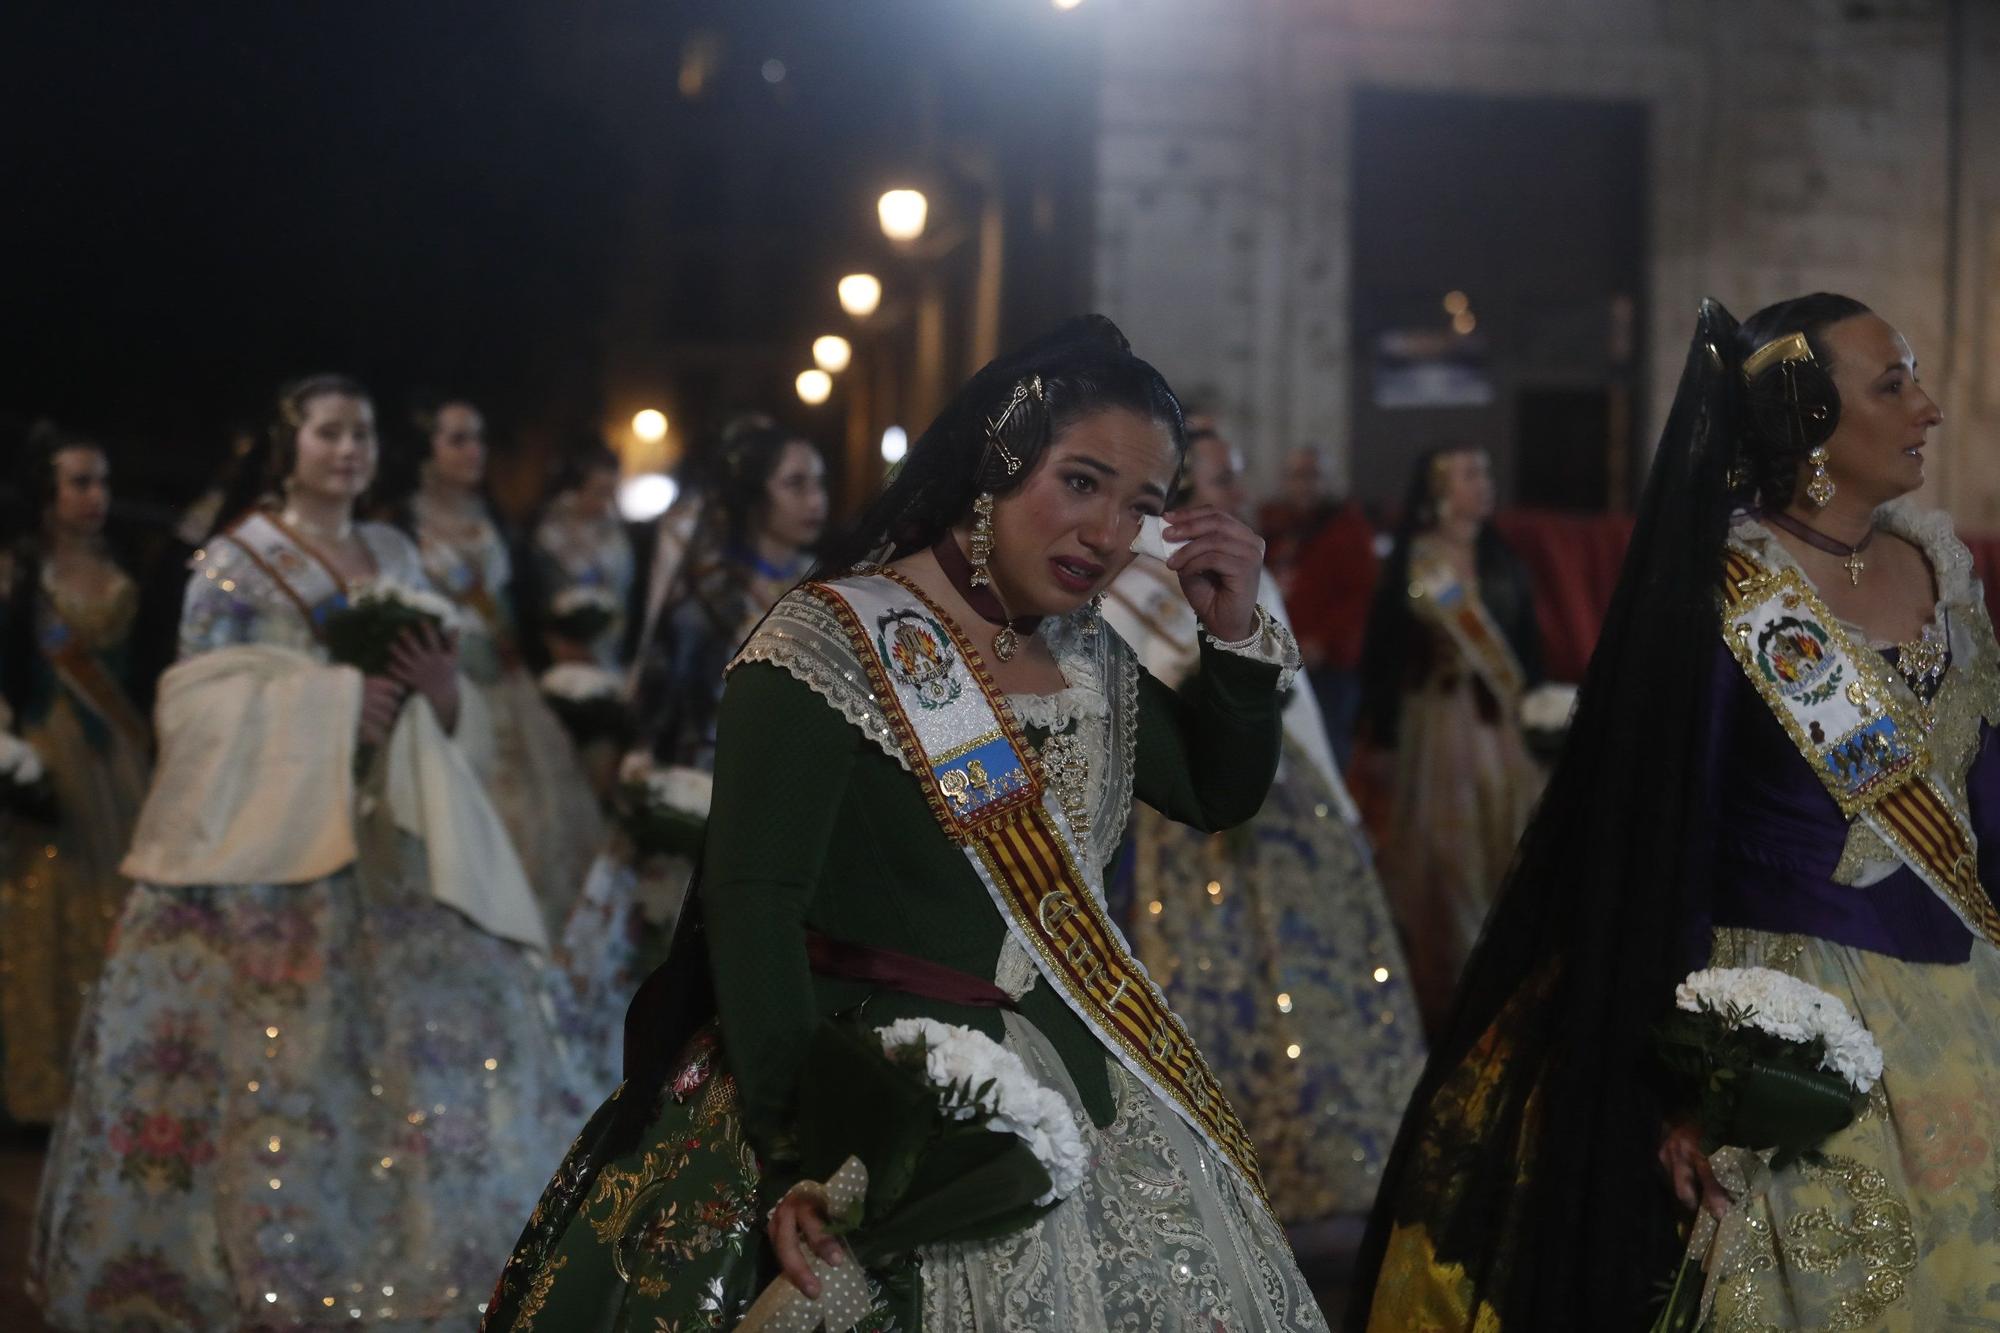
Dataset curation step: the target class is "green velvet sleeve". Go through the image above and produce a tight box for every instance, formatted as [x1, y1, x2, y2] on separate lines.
[700, 661, 862, 1161]
[1131, 638, 1284, 831]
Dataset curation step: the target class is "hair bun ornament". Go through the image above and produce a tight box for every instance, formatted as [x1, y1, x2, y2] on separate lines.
[1742, 330, 1841, 456]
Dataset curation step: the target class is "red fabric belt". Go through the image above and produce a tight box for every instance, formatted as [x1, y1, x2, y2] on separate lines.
[805, 930, 1018, 1011]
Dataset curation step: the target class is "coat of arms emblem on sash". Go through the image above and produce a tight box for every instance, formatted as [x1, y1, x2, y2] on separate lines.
[876, 608, 961, 709]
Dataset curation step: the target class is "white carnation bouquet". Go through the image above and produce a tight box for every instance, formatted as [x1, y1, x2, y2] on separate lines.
[548, 584, 620, 643]
[1651, 967, 1882, 1332]
[0, 731, 55, 823]
[743, 1016, 1088, 1330]
[539, 664, 630, 743]
[1656, 966, 1881, 1166]
[614, 752, 711, 860]
[323, 579, 457, 675]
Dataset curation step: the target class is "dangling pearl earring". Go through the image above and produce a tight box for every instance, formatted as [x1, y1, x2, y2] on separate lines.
[1804, 445, 1835, 509]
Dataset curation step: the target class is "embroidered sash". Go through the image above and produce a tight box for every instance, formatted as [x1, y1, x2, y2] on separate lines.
[1408, 551, 1526, 705]
[808, 570, 1270, 1207]
[38, 603, 151, 753]
[1720, 545, 2000, 947]
[219, 512, 355, 638]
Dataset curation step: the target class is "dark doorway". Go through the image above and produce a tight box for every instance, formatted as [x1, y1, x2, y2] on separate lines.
[1348, 87, 1647, 512]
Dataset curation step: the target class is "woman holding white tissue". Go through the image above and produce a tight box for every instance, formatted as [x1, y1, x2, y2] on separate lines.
[31, 374, 584, 1333]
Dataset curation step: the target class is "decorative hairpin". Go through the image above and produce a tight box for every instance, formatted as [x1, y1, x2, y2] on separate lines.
[985, 375, 1043, 475]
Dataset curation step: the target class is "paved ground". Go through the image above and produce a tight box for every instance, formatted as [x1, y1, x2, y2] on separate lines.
[1, 1130, 1357, 1331]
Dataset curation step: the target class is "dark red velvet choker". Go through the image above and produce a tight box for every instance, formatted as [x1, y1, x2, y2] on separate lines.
[930, 534, 1043, 639]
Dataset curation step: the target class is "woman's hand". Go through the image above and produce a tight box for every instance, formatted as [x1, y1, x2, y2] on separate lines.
[1165, 505, 1265, 643]
[1657, 1120, 1730, 1218]
[388, 622, 461, 734]
[358, 676, 404, 749]
[766, 1187, 846, 1299]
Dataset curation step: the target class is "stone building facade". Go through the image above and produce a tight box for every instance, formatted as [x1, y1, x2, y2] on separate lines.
[1094, 0, 2000, 518]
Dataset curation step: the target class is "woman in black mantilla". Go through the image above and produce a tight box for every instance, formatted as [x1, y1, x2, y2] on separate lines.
[1351, 294, 1996, 1330]
[484, 317, 1329, 1331]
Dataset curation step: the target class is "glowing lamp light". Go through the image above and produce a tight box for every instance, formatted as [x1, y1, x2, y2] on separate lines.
[877, 189, 929, 242]
[838, 273, 883, 318]
[796, 369, 834, 406]
[1443, 290, 1470, 316]
[631, 409, 668, 443]
[812, 335, 853, 374]
[1053, 0, 1084, 9]
[1452, 310, 1478, 335]
[880, 425, 909, 463]
[617, 473, 679, 523]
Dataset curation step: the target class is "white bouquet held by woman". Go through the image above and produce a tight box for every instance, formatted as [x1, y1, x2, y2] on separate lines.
[741, 1017, 1089, 1332]
[548, 585, 621, 641]
[875, 1017, 1089, 1205]
[614, 753, 712, 862]
[1673, 966, 1882, 1094]
[539, 664, 630, 743]
[1650, 967, 1883, 1332]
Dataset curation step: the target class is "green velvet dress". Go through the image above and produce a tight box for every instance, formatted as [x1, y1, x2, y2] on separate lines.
[484, 582, 1330, 1332]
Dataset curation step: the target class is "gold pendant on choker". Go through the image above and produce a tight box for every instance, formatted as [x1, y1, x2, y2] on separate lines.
[992, 625, 1019, 662]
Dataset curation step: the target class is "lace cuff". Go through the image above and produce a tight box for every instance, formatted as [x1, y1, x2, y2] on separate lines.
[1200, 605, 1301, 691]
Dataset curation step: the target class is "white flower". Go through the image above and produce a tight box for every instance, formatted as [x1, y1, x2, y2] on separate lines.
[1675, 966, 1884, 1093]
[0, 732, 43, 785]
[875, 1017, 1089, 1205]
[350, 578, 458, 626]
[553, 586, 620, 617]
[540, 664, 625, 702]
[1520, 683, 1580, 733]
[644, 766, 713, 819]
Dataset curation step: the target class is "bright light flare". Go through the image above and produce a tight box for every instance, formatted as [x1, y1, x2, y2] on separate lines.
[1443, 290, 1470, 316]
[617, 473, 679, 523]
[796, 369, 833, 405]
[838, 273, 883, 318]
[1053, 0, 1084, 9]
[880, 425, 909, 463]
[630, 409, 668, 443]
[812, 335, 853, 374]
[877, 189, 929, 242]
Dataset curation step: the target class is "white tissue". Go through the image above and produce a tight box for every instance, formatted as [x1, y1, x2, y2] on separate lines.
[1130, 514, 1188, 561]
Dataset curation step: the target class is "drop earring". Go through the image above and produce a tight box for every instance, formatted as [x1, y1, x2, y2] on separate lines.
[1804, 445, 1835, 509]
[969, 493, 996, 588]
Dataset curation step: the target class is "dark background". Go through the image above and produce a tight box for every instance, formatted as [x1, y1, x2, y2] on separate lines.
[2, 0, 1103, 525]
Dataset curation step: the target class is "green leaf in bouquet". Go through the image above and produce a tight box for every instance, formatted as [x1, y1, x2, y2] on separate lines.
[848, 1131, 1055, 1265]
[1723, 1059, 1859, 1171]
[324, 600, 442, 675]
[794, 1020, 944, 1220]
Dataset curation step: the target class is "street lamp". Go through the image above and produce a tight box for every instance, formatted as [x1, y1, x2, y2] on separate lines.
[838, 273, 882, 319]
[1052, 0, 1084, 9]
[812, 335, 853, 374]
[880, 426, 909, 464]
[796, 369, 833, 406]
[631, 409, 668, 443]
[877, 189, 929, 243]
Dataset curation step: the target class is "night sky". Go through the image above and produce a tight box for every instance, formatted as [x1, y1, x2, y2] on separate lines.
[3, 1, 1101, 519]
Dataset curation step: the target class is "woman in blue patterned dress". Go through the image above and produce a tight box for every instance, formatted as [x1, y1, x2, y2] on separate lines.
[32, 375, 584, 1333]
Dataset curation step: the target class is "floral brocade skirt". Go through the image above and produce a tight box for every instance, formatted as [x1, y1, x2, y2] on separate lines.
[1129, 742, 1425, 1222]
[31, 827, 587, 1332]
[1687, 929, 2000, 1330]
[487, 1014, 1331, 1332]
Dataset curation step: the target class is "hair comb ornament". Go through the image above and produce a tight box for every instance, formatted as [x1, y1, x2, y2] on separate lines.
[1741, 329, 1841, 503]
[985, 374, 1044, 476]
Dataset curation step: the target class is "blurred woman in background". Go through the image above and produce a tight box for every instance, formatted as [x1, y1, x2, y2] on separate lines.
[32, 375, 582, 1333]
[396, 395, 604, 935]
[1357, 445, 1542, 1033]
[527, 439, 633, 671]
[0, 423, 151, 1125]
